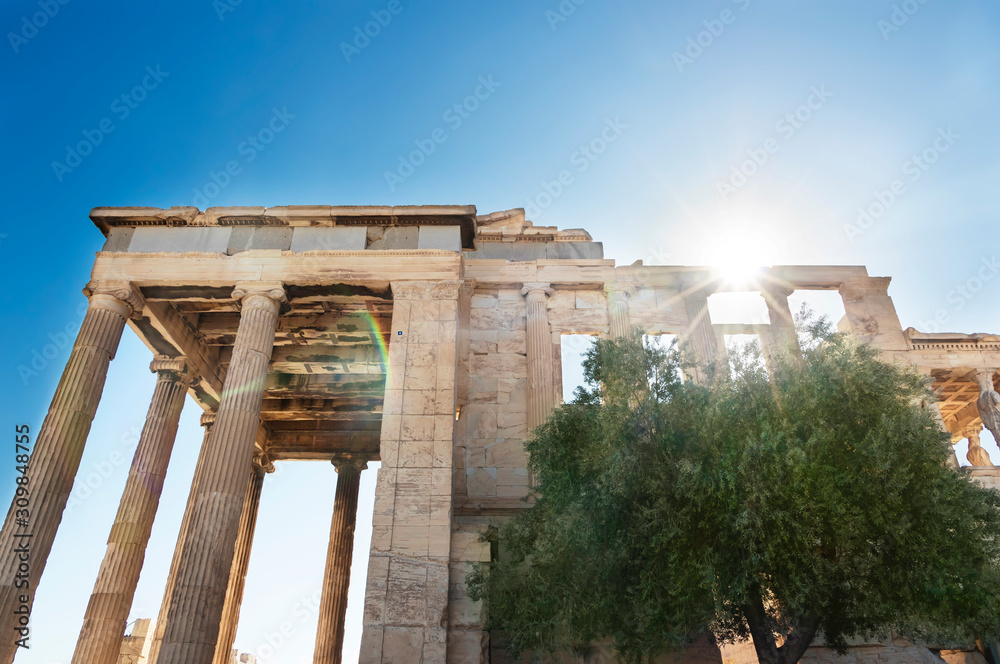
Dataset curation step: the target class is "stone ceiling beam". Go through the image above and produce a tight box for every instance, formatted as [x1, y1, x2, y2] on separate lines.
[141, 301, 225, 404]
[91, 251, 462, 288]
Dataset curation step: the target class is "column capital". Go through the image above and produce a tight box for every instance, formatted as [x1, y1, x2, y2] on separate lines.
[962, 423, 984, 442]
[252, 451, 275, 474]
[604, 281, 636, 301]
[461, 279, 477, 298]
[232, 282, 287, 311]
[521, 282, 553, 302]
[760, 282, 795, 299]
[150, 356, 196, 386]
[839, 277, 892, 296]
[390, 280, 464, 301]
[200, 410, 217, 429]
[332, 456, 368, 476]
[85, 280, 145, 319]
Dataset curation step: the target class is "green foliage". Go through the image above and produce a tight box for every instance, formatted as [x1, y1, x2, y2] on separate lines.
[467, 320, 1000, 664]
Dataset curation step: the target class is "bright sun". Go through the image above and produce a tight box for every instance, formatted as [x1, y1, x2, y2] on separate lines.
[711, 225, 771, 286]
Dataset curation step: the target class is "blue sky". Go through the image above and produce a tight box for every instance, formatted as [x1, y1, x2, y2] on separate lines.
[2, 0, 1000, 661]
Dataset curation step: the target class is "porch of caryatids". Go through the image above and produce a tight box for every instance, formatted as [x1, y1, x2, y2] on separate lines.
[314, 458, 368, 664]
[157, 282, 285, 664]
[0, 281, 143, 664]
[72, 356, 194, 664]
[359, 279, 462, 664]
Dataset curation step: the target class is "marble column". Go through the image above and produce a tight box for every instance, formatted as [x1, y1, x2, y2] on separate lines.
[681, 285, 720, 384]
[148, 410, 216, 664]
[522, 282, 555, 432]
[838, 277, 908, 351]
[0, 281, 142, 664]
[314, 458, 367, 664]
[213, 453, 272, 664]
[604, 282, 635, 340]
[72, 357, 193, 664]
[158, 283, 285, 664]
[762, 285, 798, 350]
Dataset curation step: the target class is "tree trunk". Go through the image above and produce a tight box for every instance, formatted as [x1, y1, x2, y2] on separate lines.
[743, 595, 820, 664]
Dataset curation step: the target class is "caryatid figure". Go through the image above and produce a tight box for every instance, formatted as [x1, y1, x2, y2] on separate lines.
[964, 425, 993, 467]
[974, 369, 1000, 443]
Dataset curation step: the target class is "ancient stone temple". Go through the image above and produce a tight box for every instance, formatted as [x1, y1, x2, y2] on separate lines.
[1, 204, 998, 664]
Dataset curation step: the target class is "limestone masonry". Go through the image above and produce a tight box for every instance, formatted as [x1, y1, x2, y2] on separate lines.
[3, 205, 998, 664]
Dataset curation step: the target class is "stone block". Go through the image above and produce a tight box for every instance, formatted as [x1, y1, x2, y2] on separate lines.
[470, 294, 498, 308]
[290, 226, 367, 251]
[466, 468, 496, 497]
[470, 354, 527, 378]
[485, 441, 527, 467]
[248, 226, 293, 250]
[496, 330, 526, 354]
[545, 241, 604, 259]
[476, 242, 513, 259]
[576, 290, 607, 309]
[128, 226, 232, 253]
[546, 290, 577, 310]
[390, 526, 430, 558]
[507, 242, 547, 260]
[102, 227, 134, 252]
[368, 226, 419, 249]
[630, 287, 657, 309]
[433, 439, 452, 467]
[418, 226, 463, 251]
[399, 439, 434, 467]
[381, 625, 424, 657]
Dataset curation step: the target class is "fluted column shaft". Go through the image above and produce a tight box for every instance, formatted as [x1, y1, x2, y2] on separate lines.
[681, 287, 720, 384]
[147, 410, 215, 664]
[605, 282, 634, 340]
[0, 284, 141, 664]
[762, 286, 798, 349]
[213, 458, 268, 664]
[72, 358, 192, 664]
[314, 459, 366, 664]
[158, 284, 284, 664]
[523, 283, 555, 431]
